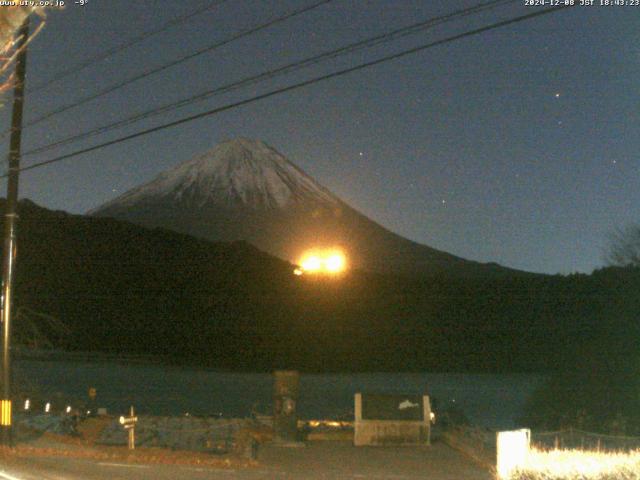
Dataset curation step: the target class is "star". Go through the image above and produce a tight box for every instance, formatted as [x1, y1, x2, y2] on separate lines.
[358, 152, 363, 156]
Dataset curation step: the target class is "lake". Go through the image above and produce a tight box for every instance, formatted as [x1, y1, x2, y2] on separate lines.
[13, 358, 545, 430]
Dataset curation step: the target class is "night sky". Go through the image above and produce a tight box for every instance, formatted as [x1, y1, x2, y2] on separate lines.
[1, 0, 637, 274]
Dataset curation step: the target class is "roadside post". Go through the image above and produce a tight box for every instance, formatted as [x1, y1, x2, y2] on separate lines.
[273, 370, 301, 445]
[119, 406, 138, 450]
[87, 387, 97, 416]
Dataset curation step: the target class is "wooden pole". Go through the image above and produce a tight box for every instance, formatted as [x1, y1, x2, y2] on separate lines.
[0, 16, 30, 447]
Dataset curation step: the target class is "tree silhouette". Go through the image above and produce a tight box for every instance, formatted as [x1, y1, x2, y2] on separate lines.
[606, 225, 640, 267]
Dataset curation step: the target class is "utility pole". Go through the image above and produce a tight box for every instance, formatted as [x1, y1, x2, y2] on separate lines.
[1, 17, 30, 446]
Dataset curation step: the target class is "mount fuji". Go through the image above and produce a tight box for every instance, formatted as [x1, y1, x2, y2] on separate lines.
[90, 138, 513, 276]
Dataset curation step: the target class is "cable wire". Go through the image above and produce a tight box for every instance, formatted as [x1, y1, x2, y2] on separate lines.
[17, 0, 334, 132]
[23, 0, 516, 158]
[27, 0, 230, 94]
[7, 5, 573, 178]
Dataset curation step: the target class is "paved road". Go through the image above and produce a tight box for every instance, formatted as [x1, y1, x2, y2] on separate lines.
[0, 441, 492, 479]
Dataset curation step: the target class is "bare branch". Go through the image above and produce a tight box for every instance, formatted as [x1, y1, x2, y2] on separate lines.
[605, 225, 640, 267]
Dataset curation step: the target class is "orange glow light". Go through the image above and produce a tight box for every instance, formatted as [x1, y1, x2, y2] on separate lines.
[325, 254, 345, 273]
[298, 249, 347, 275]
[301, 255, 322, 272]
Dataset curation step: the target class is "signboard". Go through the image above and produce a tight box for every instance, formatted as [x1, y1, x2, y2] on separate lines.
[354, 393, 431, 447]
[497, 429, 531, 479]
[361, 394, 425, 421]
[119, 406, 138, 450]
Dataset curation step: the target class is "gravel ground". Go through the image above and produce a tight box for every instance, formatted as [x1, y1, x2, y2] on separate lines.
[253, 440, 493, 480]
[4, 415, 493, 479]
[0, 440, 493, 480]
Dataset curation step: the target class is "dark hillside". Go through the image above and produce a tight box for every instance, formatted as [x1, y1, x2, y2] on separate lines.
[2, 199, 634, 374]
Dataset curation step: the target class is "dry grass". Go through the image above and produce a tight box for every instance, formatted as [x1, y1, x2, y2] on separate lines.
[0, 443, 256, 468]
[75, 416, 111, 444]
[511, 448, 640, 480]
[0, 416, 258, 469]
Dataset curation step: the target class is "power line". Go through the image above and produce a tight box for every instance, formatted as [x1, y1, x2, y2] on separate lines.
[27, 0, 230, 94]
[16, 0, 333, 132]
[23, 0, 516, 158]
[7, 5, 573, 178]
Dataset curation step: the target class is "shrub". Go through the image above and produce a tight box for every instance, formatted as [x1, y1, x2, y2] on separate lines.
[510, 448, 640, 480]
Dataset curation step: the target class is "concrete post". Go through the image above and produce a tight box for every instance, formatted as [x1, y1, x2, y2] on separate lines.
[273, 370, 299, 444]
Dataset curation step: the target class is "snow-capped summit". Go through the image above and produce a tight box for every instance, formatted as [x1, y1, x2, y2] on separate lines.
[98, 138, 338, 211]
[91, 138, 511, 276]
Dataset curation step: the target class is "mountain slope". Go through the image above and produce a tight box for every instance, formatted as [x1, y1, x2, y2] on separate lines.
[99, 138, 339, 210]
[3, 199, 632, 374]
[91, 138, 518, 277]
